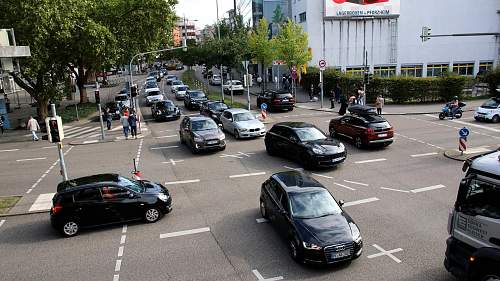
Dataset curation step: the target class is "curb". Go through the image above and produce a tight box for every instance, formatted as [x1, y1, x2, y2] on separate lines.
[295, 104, 475, 116]
[0, 210, 49, 218]
[443, 149, 495, 162]
[68, 139, 116, 146]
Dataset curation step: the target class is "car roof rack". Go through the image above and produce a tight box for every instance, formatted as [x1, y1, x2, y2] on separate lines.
[348, 105, 377, 116]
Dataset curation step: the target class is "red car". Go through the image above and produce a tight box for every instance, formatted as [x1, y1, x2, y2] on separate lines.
[329, 106, 394, 148]
[333, 0, 389, 4]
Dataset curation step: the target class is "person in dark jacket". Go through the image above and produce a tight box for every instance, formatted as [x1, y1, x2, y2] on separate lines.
[339, 95, 348, 116]
[104, 108, 112, 130]
[128, 113, 138, 139]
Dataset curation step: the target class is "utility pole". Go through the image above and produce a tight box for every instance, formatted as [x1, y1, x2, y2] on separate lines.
[216, 0, 224, 101]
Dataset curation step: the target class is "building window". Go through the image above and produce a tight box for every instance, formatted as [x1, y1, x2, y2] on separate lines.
[345, 67, 366, 76]
[453, 63, 474, 76]
[400, 65, 423, 77]
[478, 61, 493, 74]
[427, 64, 449, 77]
[299, 12, 306, 23]
[374, 66, 396, 78]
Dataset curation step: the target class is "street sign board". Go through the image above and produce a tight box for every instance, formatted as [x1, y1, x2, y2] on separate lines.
[291, 72, 297, 80]
[459, 127, 470, 138]
[291, 65, 297, 72]
[261, 103, 268, 110]
[319, 60, 327, 68]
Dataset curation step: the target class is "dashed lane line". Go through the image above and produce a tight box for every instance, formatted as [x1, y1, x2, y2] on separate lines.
[26, 146, 73, 194]
[354, 158, 387, 164]
[256, 218, 269, 223]
[333, 182, 356, 191]
[343, 197, 380, 207]
[380, 187, 410, 193]
[0, 219, 5, 228]
[164, 179, 200, 185]
[311, 173, 333, 179]
[410, 152, 439, 158]
[229, 172, 266, 179]
[410, 184, 445, 193]
[344, 180, 369, 186]
[16, 157, 46, 162]
[112, 225, 127, 281]
[0, 149, 19, 152]
[424, 114, 500, 133]
[151, 146, 179, 150]
[159, 227, 211, 239]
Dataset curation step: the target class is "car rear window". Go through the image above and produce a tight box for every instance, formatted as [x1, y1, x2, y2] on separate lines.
[190, 92, 206, 98]
[177, 86, 188, 91]
[209, 103, 228, 111]
[276, 93, 293, 99]
[148, 91, 161, 96]
[115, 95, 128, 101]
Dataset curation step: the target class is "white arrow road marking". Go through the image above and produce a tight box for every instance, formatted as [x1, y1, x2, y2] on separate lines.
[252, 269, 283, 281]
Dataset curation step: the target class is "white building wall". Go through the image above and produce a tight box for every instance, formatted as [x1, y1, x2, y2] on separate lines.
[291, 0, 500, 75]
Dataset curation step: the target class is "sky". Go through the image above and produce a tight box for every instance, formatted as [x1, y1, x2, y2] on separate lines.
[175, 0, 235, 28]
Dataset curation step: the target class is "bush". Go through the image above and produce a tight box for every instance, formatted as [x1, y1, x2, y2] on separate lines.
[301, 67, 467, 104]
[481, 67, 500, 95]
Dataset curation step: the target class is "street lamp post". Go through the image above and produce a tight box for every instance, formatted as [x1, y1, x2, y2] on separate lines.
[216, 0, 225, 102]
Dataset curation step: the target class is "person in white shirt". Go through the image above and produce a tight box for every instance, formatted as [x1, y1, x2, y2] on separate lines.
[27, 116, 40, 141]
[357, 87, 365, 106]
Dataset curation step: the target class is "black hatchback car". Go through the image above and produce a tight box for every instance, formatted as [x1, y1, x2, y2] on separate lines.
[257, 90, 295, 112]
[260, 171, 363, 264]
[151, 100, 181, 121]
[50, 174, 172, 237]
[184, 90, 208, 110]
[265, 122, 347, 169]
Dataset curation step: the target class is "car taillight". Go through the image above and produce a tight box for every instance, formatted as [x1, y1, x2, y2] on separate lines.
[273, 99, 281, 104]
[290, 98, 295, 103]
[51, 204, 62, 214]
[367, 128, 375, 134]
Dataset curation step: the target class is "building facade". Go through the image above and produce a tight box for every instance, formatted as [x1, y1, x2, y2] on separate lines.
[252, 0, 291, 27]
[175, 19, 199, 43]
[291, 0, 500, 77]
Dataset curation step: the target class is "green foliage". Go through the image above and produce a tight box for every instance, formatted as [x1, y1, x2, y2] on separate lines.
[60, 103, 98, 123]
[481, 67, 500, 95]
[249, 19, 276, 68]
[275, 20, 312, 70]
[301, 68, 468, 103]
[272, 5, 286, 24]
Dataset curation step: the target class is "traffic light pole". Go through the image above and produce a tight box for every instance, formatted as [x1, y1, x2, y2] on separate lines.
[97, 103, 105, 140]
[51, 104, 69, 181]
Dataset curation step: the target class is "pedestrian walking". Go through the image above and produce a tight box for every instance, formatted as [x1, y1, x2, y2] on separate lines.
[339, 95, 348, 116]
[309, 84, 314, 100]
[128, 113, 138, 139]
[357, 87, 365, 106]
[348, 94, 357, 106]
[375, 95, 385, 115]
[104, 108, 112, 130]
[27, 116, 40, 141]
[120, 115, 130, 140]
[329, 89, 335, 109]
[123, 108, 129, 117]
[0, 115, 4, 134]
[335, 85, 342, 103]
[256, 75, 262, 87]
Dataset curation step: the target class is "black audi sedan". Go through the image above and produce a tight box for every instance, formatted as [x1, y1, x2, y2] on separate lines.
[50, 174, 172, 237]
[151, 100, 181, 121]
[259, 171, 363, 264]
[179, 116, 226, 153]
[184, 90, 208, 110]
[199, 101, 229, 124]
[265, 122, 347, 169]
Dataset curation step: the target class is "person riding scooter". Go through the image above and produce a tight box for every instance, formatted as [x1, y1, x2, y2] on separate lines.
[449, 96, 460, 119]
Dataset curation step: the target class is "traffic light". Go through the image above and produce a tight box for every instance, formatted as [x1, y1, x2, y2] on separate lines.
[131, 85, 138, 97]
[45, 116, 64, 143]
[421, 26, 431, 42]
[94, 90, 100, 104]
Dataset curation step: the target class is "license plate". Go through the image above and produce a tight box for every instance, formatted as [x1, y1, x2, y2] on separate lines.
[331, 157, 345, 162]
[331, 250, 350, 259]
[378, 133, 387, 137]
[207, 140, 218, 145]
[282, 99, 289, 102]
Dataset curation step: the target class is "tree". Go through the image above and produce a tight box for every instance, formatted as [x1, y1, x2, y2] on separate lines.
[249, 19, 276, 91]
[275, 20, 312, 71]
[272, 5, 286, 24]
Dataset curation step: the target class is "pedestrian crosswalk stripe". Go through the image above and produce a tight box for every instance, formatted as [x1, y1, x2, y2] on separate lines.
[65, 127, 100, 138]
[29, 193, 55, 212]
[63, 126, 90, 134]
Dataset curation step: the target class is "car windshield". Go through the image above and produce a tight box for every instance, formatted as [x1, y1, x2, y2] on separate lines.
[146, 83, 157, 89]
[118, 176, 144, 193]
[167, 75, 177, 79]
[156, 102, 174, 110]
[189, 92, 206, 98]
[289, 190, 342, 219]
[192, 119, 218, 131]
[173, 81, 183, 85]
[233, 112, 255, 122]
[294, 127, 327, 142]
[177, 86, 188, 91]
[460, 178, 500, 219]
[148, 91, 161, 97]
[115, 95, 128, 101]
[481, 99, 500, 109]
[209, 103, 228, 111]
[213, 75, 220, 79]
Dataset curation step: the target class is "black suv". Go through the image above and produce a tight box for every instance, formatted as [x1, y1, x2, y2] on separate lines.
[50, 174, 172, 237]
[199, 101, 229, 124]
[260, 171, 363, 264]
[257, 90, 295, 112]
[265, 122, 346, 169]
[152, 100, 181, 121]
[184, 90, 208, 110]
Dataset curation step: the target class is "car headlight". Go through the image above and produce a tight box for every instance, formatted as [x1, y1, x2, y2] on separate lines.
[194, 136, 203, 142]
[219, 134, 226, 140]
[156, 111, 161, 115]
[350, 223, 362, 243]
[212, 114, 218, 118]
[158, 193, 169, 202]
[239, 128, 248, 132]
[303, 241, 322, 250]
[312, 146, 325, 154]
[338, 143, 345, 151]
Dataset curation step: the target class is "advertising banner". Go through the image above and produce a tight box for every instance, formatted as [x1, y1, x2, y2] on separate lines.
[325, 0, 400, 18]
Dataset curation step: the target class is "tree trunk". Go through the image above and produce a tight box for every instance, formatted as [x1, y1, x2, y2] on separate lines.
[37, 98, 49, 121]
[77, 66, 89, 103]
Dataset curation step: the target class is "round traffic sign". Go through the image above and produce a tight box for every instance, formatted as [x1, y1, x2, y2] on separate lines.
[319, 60, 327, 68]
[459, 127, 470, 138]
[291, 65, 297, 72]
[261, 103, 268, 110]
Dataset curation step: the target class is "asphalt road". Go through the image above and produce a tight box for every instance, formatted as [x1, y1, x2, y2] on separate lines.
[0, 72, 498, 281]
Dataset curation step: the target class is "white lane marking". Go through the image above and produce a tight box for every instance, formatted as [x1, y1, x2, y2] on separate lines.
[411, 152, 438, 158]
[117, 246, 124, 257]
[164, 179, 200, 185]
[63, 126, 88, 134]
[367, 244, 403, 263]
[0, 219, 5, 228]
[283, 166, 303, 171]
[111, 126, 122, 132]
[343, 197, 379, 207]
[26, 188, 33, 194]
[114, 260, 122, 272]
[162, 159, 184, 165]
[41, 146, 55, 149]
[122, 225, 127, 234]
[0, 149, 19, 152]
[312, 173, 333, 179]
[380, 187, 410, 193]
[65, 127, 100, 138]
[220, 152, 255, 159]
[463, 147, 491, 155]
[424, 114, 500, 133]
[344, 180, 369, 186]
[160, 227, 210, 239]
[158, 129, 175, 133]
[151, 146, 179, 150]
[229, 172, 266, 179]
[135, 139, 144, 166]
[256, 218, 269, 223]
[333, 182, 356, 191]
[155, 135, 178, 139]
[29, 193, 56, 212]
[120, 235, 126, 244]
[113, 274, 120, 281]
[354, 158, 387, 164]
[83, 140, 99, 144]
[85, 133, 101, 139]
[411, 184, 445, 193]
[16, 157, 46, 162]
[252, 269, 283, 281]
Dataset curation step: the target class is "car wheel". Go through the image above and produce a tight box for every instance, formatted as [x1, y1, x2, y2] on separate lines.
[289, 237, 304, 263]
[61, 220, 80, 237]
[144, 207, 161, 223]
[329, 127, 336, 138]
[439, 112, 445, 120]
[220, 145, 226, 151]
[455, 111, 463, 119]
[265, 142, 276, 156]
[260, 199, 268, 219]
[355, 137, 363, 149]
[234, 130, 240, 139]
[180, 134, 185, 144]
[190, 141, 198, 154]
[481, 272, 500, 281]
[492, 115, 500, 123]
[289, 107, 294, 111]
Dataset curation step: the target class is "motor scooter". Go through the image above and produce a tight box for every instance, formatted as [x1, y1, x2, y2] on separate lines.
[439, 102, 466, 120]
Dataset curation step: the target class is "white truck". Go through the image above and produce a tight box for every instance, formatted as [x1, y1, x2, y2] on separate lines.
[445, 149, 500, 281]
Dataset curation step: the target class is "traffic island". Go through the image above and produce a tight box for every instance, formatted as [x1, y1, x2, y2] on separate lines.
[444, 147, 495, 161]
[0, 196, 21, 215]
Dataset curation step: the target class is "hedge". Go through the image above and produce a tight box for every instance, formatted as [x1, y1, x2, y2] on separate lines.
[300, 67, 469, 104]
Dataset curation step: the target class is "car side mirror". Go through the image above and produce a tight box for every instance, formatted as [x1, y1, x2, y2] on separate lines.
[280, 209, 288, 216]
[218, 123, 222, 127]
[128, 192, 136, 199]
[229, 118, 233, 122]
[338, 200, 345, 207]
